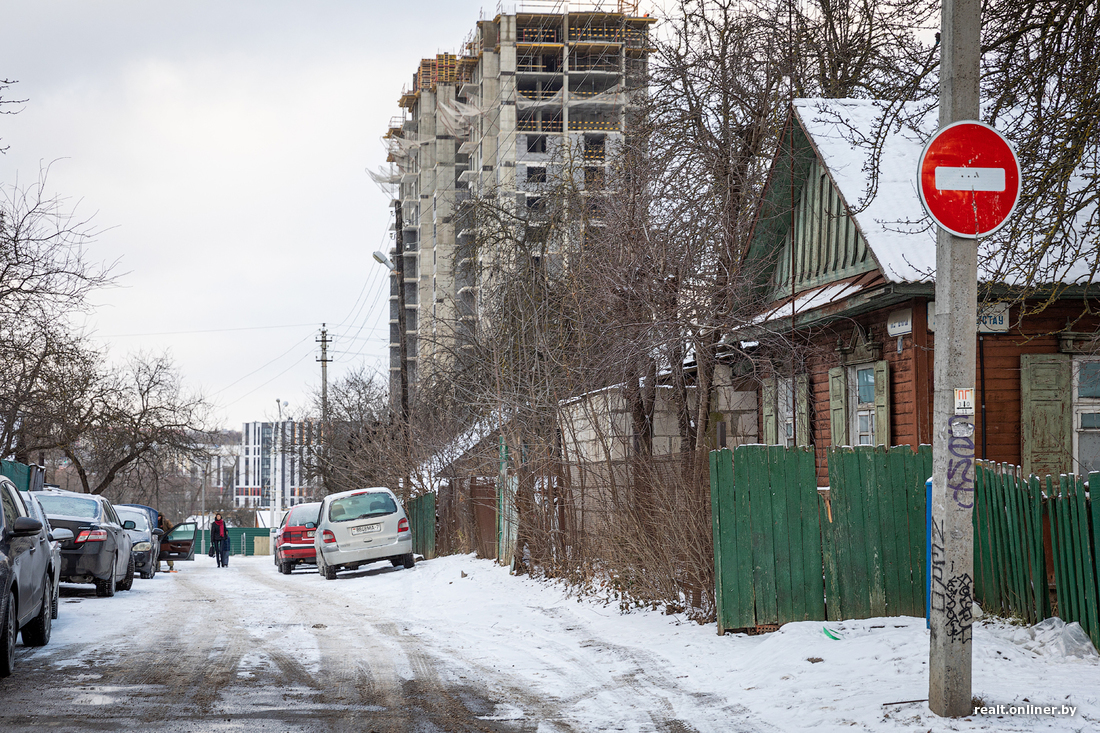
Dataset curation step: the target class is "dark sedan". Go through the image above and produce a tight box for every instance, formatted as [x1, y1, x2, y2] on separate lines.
[116, 505, 162, 579]
[35, 489, 134, 598]
[1, 477, 54, 677]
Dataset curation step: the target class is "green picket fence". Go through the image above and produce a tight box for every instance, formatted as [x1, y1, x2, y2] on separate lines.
[1047, 473, 1100, 647]
[824, 445, 929, 621]
[408, 493, 436, 560]
[712, 445, 1100, 647]
[710, 445, 824, 632]
[973, 463, 1047, 624]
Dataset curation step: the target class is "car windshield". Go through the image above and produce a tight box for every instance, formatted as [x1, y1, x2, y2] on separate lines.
[117, 509, 150, 531]
[288, 504, 320, 526]
[36, 494, 101, 520]
[328, 492, 397, 523]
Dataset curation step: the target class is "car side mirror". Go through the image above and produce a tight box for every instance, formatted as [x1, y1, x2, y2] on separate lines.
[49, 528, 74, 542]
[305, 522, 316, 529]
[153, 528, 164, 537]
[123, 520, 136, 530]
[12, 516, 43, 537]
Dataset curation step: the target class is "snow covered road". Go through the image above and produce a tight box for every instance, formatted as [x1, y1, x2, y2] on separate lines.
[1, 553, 1098, 732]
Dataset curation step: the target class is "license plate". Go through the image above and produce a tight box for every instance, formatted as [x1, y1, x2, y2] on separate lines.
[351, 523, 381, 536]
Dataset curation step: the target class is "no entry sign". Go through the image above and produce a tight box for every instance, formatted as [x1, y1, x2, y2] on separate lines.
[918, 120, 1021, 238]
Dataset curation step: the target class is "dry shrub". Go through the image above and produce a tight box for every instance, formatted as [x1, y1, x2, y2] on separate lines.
[513, 449, 715, 622]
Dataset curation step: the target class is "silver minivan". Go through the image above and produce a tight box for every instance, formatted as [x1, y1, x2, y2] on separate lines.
[314, 487, 414, 579]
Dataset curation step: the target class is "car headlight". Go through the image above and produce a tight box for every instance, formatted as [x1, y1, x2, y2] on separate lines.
[133, 542, 152, 552]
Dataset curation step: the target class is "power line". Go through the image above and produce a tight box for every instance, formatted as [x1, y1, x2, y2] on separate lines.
[95, 322, 325, 338]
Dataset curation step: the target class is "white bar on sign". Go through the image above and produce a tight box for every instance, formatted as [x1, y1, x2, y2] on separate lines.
[935, 167, 1006, 192]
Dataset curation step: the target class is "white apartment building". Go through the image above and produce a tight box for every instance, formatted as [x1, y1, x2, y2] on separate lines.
[234, 420, 321, 509]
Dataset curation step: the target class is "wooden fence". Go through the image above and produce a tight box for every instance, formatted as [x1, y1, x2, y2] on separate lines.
[824, 445, 929, 621]
[407, 492, 437, 560]
[710, 445, 823, 632]
[712, 446, 1100, 649]
[1046, 473, 1100, 646]
[710, 444, 928, 632]
[972, 463, 1048, 624]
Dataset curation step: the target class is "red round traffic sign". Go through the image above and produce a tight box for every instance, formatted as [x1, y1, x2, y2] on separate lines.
[918, 120, 1020, 238]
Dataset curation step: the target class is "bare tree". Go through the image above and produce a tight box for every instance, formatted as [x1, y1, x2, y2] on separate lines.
[0, 172, 114, 322]
[23, 352, 212, 496]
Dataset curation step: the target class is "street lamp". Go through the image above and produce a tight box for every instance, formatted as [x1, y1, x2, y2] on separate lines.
[268, 399, 288, 544]
[376, 199, 410, 428]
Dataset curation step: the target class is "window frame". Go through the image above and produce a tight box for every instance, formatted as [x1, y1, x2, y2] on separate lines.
[849, 363, 877, 446]
[1072, 356, 1100, 475]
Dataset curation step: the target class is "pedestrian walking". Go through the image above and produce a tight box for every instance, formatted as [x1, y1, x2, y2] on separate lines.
[211, 513, 231, 568]
[157, 514, 177, 573]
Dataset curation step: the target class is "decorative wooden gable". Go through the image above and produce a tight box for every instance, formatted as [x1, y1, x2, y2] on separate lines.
[770, 156, 874, 298]
[744, 116, 879, 303]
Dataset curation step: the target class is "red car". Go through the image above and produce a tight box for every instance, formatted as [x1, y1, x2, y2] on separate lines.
[275, 502, 321, 574]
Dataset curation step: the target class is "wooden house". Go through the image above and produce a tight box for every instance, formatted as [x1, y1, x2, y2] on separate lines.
[741, 99, 1100, 483]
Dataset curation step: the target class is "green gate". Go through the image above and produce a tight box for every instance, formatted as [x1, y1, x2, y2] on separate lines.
[824, 445, 929, 621]
[710, 445, 824, 632]
[408, 493, 436, 560]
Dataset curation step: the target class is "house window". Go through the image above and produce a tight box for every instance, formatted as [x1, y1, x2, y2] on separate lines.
[853, 365, 876, 445]
[527, 134, 547, 153]
[828, 360, 889, 447]
[763, 375, 809, 446]
[778, 378, 795, 447]
[1073, 359, 1100, 474]
[527, 166, 546, 184]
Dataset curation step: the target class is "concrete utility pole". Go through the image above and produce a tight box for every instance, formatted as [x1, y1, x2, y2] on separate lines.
[929, 0, 981, 717]
[317, 324, 331, 429]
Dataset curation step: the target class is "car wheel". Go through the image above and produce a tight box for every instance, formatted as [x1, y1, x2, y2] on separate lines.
[95, 558, 117, 598]
[22, 576, 52, 647]
[402, 553, 415, 569]
[390, 558, 403, 567]
[118, 555, 135, 592]
[1, 590, 17, 677]
[51, 576, 59, 620]
[323, 562, 337, 580]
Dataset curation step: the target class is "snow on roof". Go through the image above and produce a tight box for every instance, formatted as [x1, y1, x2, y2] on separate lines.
[794, 98, 1098, 288]
[414, 419, 498, 489]
[750, 274, 880, 326]
[794, 99, 937, 284]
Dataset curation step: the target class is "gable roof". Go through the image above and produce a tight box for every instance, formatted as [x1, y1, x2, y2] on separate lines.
[792, 99, 937, 284]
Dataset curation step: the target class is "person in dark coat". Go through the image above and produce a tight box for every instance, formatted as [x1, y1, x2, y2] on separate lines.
[157, 515, 176, 572]
[211, 513, 231, 568]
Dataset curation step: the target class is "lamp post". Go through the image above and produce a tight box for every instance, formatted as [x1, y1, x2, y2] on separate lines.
[268, 399, 288, 548]
[374, 199, 410, 426]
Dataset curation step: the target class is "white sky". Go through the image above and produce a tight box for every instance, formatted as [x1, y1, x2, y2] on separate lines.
[0, 0, 496, 430]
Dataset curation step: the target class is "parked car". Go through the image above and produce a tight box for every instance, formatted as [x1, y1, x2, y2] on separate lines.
[314, 487, 414, 580]
[116, 506, 162, 579]
[34, 488, 134, 597]
[1, 477, 55, 677]
[157, 519, 197, 564]
[275, 502, 321, 574]
[20, 491, 73, 619]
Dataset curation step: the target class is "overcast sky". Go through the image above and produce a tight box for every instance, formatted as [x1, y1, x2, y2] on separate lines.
[0, 0, 514, 430]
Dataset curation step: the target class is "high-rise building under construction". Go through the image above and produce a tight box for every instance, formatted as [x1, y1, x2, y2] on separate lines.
[379, 2, 653, 405]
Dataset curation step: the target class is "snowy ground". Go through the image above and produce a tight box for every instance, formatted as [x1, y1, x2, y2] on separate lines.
[4, 552, 1099, 732]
